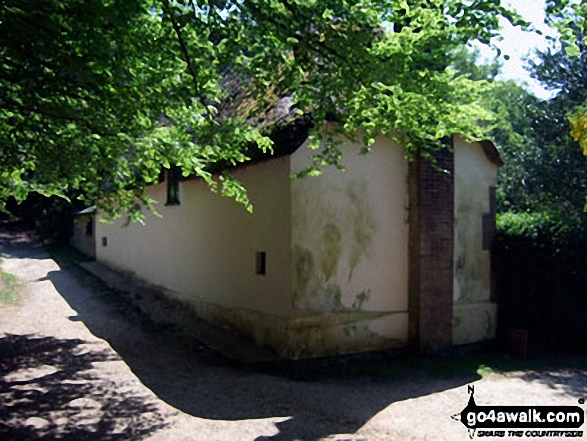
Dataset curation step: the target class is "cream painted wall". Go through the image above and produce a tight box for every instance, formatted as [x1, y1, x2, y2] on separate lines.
[96, 156, 293, 318]
[453, 136, 498, 345]
[70, 216, 95, 258]
[94, 133, 497, 356]
[289, 136, 410, 348]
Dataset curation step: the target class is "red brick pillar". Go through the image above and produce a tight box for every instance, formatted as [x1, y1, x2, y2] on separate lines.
[408, 144, 454, 352]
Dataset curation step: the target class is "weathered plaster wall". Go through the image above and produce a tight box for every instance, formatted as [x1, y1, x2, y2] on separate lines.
[289, 136, 410, 356]
[453, 136, 498, 345]
[94, 134, 497, 357]
[96, 156, 293, 351]
[70, 216, 96, 258]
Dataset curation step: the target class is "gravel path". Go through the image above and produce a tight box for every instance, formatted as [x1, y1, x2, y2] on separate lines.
[0, 223, 586, 440]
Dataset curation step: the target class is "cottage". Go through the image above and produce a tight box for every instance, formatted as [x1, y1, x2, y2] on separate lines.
[73, 133, 501, 359]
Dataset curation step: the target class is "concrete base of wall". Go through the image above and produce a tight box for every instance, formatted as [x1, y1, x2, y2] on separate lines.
[286, 311, 407, 359]
[168, 294, 409, 359]
[80, 261, 409, 360]
[79, 261, 281, 363]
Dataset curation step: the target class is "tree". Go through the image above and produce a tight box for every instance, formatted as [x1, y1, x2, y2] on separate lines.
[486, 82, 541, 212]
[543, 0, 587, 157]
[450, 45, 502, 82]
[450, 45, 587, 223]
[448, 48, 543, 213]
[1, 0, 521, 219]
[525, 14, 587, 218]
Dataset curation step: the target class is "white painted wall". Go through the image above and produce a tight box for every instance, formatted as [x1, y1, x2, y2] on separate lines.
[453, 136, 498, 345]
[96, 156, 293, 318]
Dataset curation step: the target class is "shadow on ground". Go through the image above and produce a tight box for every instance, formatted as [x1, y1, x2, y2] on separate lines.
[39, 265, 480, 440]
[515, 366, 587, 402]
[0, 334, 167, 440]
[0, 224, 46, 261]
[2, 222, 586, 440]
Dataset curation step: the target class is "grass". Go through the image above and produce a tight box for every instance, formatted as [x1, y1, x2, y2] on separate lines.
[0, 258, 21, 305]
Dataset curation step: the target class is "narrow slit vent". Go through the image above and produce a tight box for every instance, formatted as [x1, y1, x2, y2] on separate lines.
[256, 251, 266, 275]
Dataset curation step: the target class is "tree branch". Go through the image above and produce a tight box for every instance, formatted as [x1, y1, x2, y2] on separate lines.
[162, 0, 201, 100]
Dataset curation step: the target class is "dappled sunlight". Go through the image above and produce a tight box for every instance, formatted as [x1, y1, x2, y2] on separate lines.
[0, 334, 168, 439]
[513, 369, 587, 400]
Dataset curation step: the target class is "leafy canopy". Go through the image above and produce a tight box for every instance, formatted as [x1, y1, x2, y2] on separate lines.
[450, 38, 587, 225]
[544, 0, 587, 156]
[1, 0, 521, 218]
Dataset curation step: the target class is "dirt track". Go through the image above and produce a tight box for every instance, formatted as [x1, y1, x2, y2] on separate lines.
[0, 223, 586, 440]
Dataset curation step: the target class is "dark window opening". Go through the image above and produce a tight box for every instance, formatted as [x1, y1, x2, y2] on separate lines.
[102, 237, 108, 247]
[85, 218, 94, 236]
[166, 166, 181, 206]
[256, 251, 266, 275]
[482, 214, 495, 251]
[482, 186, 497, 251]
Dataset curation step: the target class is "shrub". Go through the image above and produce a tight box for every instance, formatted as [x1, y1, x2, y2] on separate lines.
[494, 212, 587, 351]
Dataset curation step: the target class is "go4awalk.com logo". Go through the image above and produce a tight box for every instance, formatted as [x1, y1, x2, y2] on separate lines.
[452, 386, 585, 439]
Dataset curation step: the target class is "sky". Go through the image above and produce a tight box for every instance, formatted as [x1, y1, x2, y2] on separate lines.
[472, 0, 559, 100]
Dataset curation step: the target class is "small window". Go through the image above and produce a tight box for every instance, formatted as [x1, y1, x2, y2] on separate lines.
[166, 166, 181, 206]
[256, 251, 266, 275]
[102, 237, 108, 247]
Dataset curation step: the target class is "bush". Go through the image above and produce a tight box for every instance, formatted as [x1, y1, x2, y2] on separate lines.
[494, 212, 587, 351]
[11, 194, 74, 245]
